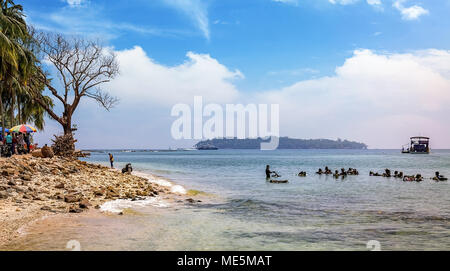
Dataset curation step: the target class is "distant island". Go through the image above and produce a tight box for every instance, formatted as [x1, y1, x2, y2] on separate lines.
[195, 137, 368, 150]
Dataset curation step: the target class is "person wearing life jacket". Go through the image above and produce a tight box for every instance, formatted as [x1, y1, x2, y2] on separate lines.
[334, 170, 340, 179]
[415, 174, 424, 182]
[433, 172, 448, 181]
[403, 175, 415, 182]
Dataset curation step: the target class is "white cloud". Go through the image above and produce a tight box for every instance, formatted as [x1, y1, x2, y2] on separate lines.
[65, 0, 86, 7]
[329, 0, 382, 6]
[107, 46, 243, 106]
[328, 0, 359, 5]
[393, 0, 429, 20]
[367, 0, 382, 5]
[28, 4, 186, 41]
[104, 47, 450, 148]
[268, 68, 319, 76]
[162, 0, 210, 40]
[328, 0, 430, 21]
[254, 49, 450, 148]
[272, 0, 299, 6]
[329, 0, 382, 7]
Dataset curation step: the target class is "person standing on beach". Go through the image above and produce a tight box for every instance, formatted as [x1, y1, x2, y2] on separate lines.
[24, 133, 31, 153]
[109, 153, 114, 168]
[11, 133, 17, 155]
[5, 133, 13, 156]
[17, 133, 25, 154]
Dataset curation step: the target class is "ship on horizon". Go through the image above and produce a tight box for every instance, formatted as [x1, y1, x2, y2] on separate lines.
[402, 136, 431, 154]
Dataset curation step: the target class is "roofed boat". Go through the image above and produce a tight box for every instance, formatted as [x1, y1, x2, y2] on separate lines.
[402, 136, 430, 154]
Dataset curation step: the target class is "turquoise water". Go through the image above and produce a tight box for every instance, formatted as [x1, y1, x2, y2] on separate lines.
[6, 149, 450, 251]
[75, 149, 450, 251]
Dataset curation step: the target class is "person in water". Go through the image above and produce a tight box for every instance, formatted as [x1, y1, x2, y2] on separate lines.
[316, 168, 323, 175]
[394, 171, 404, 178]
[298, 171, 307, 177]
[383, 169, 392, 178]
[347, 168, 359, 176]
[334, 170, 340, 179]
[266, 165, 274, 179]
[403, 175, 415, 182]
[325, 167, 332, 175]
[415, 174, 424, 182]
[109, 153, 114, 169]
[433, 172, 447, 181]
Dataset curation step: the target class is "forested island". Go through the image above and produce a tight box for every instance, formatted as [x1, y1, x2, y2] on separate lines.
[195, 137, 368, 150]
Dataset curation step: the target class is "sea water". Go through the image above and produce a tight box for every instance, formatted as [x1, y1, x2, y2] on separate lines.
[7, 150, 450, 251]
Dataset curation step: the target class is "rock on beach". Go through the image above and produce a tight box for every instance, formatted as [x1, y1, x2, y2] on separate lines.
[0, 154, 170, 247]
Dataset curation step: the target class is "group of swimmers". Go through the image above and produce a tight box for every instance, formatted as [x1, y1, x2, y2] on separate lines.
[266, 165, 447, 183]
[370, 169, 400, 178]
[314, 167, 359, 179]
[370, 169, 447, 182]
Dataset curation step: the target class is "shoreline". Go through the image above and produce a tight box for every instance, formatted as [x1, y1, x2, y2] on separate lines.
[0, 155, 191, 249]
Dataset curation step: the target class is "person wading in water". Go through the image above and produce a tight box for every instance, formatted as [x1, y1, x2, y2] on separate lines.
[266, 165, 273, 179]
[109, 153, 114, 169]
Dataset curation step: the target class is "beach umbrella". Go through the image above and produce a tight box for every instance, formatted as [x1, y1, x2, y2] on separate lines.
[10, 124, 38, 133]
[0, 127, 9, 133]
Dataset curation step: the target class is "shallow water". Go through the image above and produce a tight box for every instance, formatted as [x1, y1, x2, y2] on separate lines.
[6, 149, 450, 251]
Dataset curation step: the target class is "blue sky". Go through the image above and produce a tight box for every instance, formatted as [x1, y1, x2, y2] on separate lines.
[21, 0, 450, 149]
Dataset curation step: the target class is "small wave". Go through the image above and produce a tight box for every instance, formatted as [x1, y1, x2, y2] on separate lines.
[133, 171, 187, 195]
[100, 196, 168, 214]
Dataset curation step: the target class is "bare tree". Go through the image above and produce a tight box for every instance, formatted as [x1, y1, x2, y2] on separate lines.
[32, 32, 119, 135]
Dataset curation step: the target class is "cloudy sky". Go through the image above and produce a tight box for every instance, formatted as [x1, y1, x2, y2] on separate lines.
[21, 0, 450, 149]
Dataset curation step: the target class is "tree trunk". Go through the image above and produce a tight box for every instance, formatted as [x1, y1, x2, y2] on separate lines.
[62, 111, 73, 136]
[17, 96, 22, 125]
[0, 94, 5, 136]
[9, 82, 15, 127]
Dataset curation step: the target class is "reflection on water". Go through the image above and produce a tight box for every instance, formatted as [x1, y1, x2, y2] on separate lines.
[4, 150, 450, 251]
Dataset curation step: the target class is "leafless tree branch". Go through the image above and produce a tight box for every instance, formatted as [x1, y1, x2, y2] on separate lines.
[32, 32, 120, 134]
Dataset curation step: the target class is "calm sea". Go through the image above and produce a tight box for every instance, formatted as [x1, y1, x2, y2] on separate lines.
[8, 149, 450, 250]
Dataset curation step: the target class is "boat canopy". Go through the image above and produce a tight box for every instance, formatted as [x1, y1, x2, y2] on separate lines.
[411, 136, 430, 140]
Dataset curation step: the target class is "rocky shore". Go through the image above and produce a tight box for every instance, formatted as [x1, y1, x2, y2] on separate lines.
[0, 155, 169, 246]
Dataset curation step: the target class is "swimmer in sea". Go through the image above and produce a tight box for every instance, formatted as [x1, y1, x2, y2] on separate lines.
[266, 165, 273, 179]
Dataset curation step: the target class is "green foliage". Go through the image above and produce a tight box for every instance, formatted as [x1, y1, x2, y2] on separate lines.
[196, 137, 368, 150]
[0, 0, 52, 132]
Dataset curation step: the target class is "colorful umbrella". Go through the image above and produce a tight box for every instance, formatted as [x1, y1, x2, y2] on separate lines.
[10, 124, 37, 133]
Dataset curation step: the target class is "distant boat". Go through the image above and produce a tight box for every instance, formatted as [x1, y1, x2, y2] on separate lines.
[402, 136, 430, 154]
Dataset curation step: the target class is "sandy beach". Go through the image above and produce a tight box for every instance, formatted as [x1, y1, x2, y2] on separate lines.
[0, 155, 176, 249]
